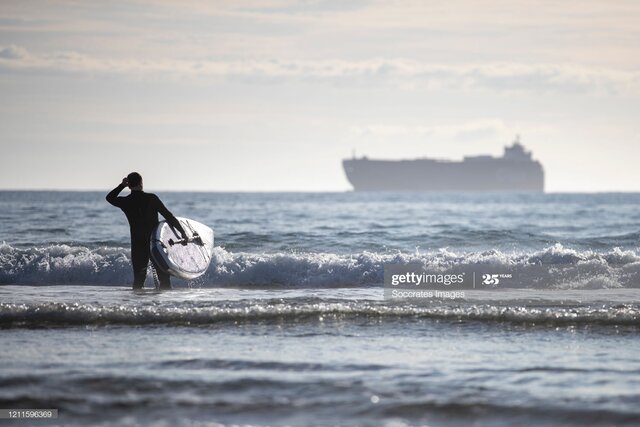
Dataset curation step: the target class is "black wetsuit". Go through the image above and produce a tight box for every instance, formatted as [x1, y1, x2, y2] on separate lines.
[106, 184, 185, 289]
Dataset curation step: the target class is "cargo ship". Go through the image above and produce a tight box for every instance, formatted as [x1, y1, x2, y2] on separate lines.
[342, 137, 544, 192]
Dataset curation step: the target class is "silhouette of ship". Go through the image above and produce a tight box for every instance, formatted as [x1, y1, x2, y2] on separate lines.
[343, 136, 544, 192]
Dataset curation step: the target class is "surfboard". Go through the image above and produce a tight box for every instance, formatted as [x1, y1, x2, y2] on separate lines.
[150, 217, 214, 280]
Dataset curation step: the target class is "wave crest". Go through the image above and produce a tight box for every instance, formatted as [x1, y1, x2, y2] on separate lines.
[1, 243, 640, 288]
[2, 300, 639, 327]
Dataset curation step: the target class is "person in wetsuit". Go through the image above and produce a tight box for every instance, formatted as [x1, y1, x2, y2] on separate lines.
[106, 172, 187, 290]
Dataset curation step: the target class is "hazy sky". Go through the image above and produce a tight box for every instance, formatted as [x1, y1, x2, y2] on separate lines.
[1, 0, 639, 191]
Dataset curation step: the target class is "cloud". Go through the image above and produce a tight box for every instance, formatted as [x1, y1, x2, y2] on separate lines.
[238, 0, 372, 14]
[0, 45, 30, 60]
[1, 45, 639, 96]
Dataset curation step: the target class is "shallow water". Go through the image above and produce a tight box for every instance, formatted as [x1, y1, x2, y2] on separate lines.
[2, 286, 640, 426]
[2, 191, 640, 426]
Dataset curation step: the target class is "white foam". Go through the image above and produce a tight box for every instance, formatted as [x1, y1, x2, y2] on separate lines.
[2, 300, 640, 327]
[1, 242, 640, 288]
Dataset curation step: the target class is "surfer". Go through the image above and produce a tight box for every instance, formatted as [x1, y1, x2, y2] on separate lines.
[106, 172, 187, 290]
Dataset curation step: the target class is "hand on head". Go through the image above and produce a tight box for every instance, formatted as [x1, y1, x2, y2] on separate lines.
[122, 177, 129, 187]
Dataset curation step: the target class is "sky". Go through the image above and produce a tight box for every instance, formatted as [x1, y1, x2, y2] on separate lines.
[0, 0, 639, 191]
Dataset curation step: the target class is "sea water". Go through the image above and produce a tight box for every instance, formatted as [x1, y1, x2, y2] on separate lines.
[1, 191, 640, 426]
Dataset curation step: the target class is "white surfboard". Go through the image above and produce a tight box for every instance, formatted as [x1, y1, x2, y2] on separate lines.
[150, 217, 214, 280]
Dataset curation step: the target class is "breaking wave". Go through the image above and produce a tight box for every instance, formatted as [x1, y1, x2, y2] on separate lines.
[2, 299, 640, 327]
[1, 242, 640, 288]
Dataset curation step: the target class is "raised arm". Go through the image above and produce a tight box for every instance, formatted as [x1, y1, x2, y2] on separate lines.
[106, 178, 128, 207]
[155, 195, 187, 239]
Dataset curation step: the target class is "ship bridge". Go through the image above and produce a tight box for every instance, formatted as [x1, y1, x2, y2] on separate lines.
[503, 136, 533, 161]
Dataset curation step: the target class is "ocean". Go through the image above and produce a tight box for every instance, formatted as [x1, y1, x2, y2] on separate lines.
[2, 191, 640, 426]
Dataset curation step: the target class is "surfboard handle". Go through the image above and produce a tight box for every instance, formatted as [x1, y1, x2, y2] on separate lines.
[168, 234, 203, 247]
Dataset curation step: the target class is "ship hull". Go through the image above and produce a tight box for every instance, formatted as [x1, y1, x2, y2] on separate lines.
[343, 158, 544, 192]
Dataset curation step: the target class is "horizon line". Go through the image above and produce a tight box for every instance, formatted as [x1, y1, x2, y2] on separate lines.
[2, 188, 640, 194]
